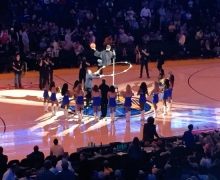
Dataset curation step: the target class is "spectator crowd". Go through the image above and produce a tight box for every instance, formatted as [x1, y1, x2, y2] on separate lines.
[0, 0, 220, 72]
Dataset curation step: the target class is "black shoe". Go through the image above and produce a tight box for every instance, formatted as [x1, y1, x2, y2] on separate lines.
[147, 76, 150, 78]
[139, 75, 142, 78]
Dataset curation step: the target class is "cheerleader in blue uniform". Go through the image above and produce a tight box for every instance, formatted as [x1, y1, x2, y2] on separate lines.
[50, 81, 59, 116]
[61, 83, 72, 119]
[108, 85, 117, 122]
[92, 85, 101, 120]
[74, 83, 84, 120]
[121, 85, 133, 122]
[161, 79, 170, 115]
[150, 81, 159, 118]
[137, 82, 148, 121]
[43, 84, 50, 112]
[167, 71, 174, 111]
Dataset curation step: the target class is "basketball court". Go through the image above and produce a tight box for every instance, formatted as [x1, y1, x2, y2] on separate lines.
[0, 58, 220, 160]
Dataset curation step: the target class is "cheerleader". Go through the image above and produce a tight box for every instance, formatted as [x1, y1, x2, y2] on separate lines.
[121, 85, 133, 122]
[158, 69, 165, 86]
[50, 81, 59, 116]
[108, 85, 117, 122]
[137, 82, 148, 121]
[92, 85, 101, 120]
[150, 81, 159, 118]
[161, 79, 170, 115]
[167, 72, 174, 111]
[61, 83, 71, 119]
[43, 84, 50, 112]
[75, 83, 84, 120]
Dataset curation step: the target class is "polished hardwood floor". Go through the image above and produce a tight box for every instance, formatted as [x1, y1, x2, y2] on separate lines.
[0, 58, 220, 160]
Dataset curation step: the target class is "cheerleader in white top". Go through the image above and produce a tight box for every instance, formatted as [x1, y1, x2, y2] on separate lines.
[121, 85, 133, 122]
[92, 85, 101, 120]
[137, 82, 148, 121]
[150, 81, 160, 118]
[167, 71, 174, 111]
[43, 84, 50, 112]
[50, 81, 59, 116]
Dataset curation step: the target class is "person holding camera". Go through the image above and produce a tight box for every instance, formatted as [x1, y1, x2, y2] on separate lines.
[78, 56, 90, 86]
[39, 57, 49, 90]
[12, 53, 23, 88]
[45, 56, 54, 85]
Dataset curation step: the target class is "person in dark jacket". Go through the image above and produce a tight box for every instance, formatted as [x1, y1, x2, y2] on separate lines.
[143, 116, 159, 141]
[157, 51, 165, 73]
[182, 124, 195, 153]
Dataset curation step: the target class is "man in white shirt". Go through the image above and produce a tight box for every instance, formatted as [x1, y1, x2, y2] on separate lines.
[50, 138, 64, 157]
[65, 29, 75, 42]
[119, 29, 129, 44]
[22, 28, 29, 53]
[2, 163, 19, 180]
[140, 5, 151, 18]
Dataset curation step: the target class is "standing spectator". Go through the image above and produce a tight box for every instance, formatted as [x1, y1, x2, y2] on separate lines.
[36, 160, 55, 180]
[22, 28, 29, 54]
[182, 124, 195, 153]
[140, 5, 151, 20]
[12, 54, 23, 88]
[2, 163, 19, 180]
[0, 29, 9, 45]
[50, 138, 64, 157]
[158, 5, 166, 29]
[99, 79, 109, 118]
[143, 116, 159, 141]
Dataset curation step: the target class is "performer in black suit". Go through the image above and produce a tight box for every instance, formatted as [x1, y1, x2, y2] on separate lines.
[99, 79, 109, 118]
[39, 58, 49, 89]
[91, 44, 115, 75]
[157, 51, 165, 73]
[140, 48, 150, 78]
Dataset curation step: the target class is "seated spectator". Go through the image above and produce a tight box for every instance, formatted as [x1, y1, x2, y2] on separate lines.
[56, 153, 74, 172]
[55, 159, 75, 180]
[36, 160, 55, 180]
[188, 155, 199, 168]
[142, 34, 149, 44]
[50, 138, 64, 157]
[127, 33, 134, 44]
[182, 124, 195, 152]
[50, 157, 59, 175]
[208, 159, 220, 179]
[0, 146, 8, 165]
[195, 30, 203, 40]
[127, 137, 142, 161]
[78, 152, 93, 180]
[119, 29, 129, 44]
[143, 116, 159, 141]
[2, 163, 19, 180]
[19, 170, 33, 180]
[27, 145, 45, 161]
[115, 169, 124, 180]
[103, 160, 113, 176]
[203, 134, 214, 155]
[200, 152, 211, 168]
